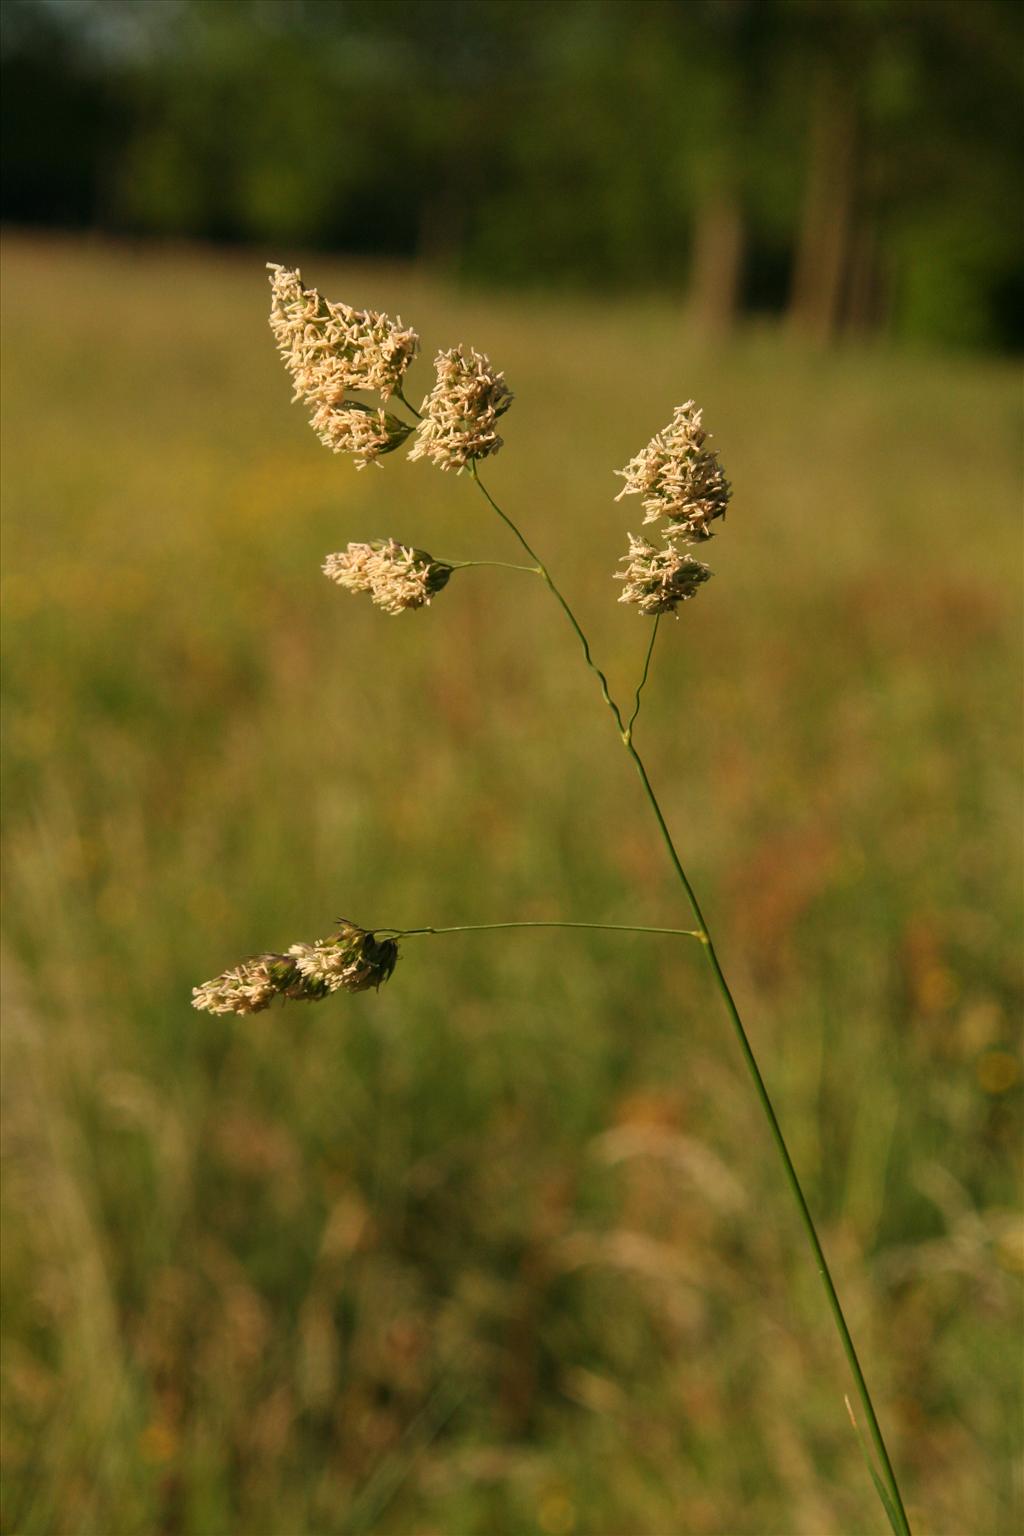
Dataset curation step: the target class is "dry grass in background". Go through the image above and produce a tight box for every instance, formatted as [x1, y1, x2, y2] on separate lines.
[1, 235, 1021, 1536]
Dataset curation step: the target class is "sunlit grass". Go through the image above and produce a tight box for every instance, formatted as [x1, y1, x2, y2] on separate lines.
[2, 234, 1021, 1536]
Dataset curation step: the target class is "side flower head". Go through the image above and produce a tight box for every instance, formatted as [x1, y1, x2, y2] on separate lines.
[408, 344, 513, 471]
[192, 921, 398, 1015]
[267, 264, 419, 402]
[615, 534, 712, 616]
[309, 403, 412, 467]
[615, 400, 731, 541]
[323, 539, 453, 615]
[267, 264, 418, 464]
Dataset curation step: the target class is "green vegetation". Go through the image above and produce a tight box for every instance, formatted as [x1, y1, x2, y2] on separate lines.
[3, 0, 1023, 350]
[2, 237, 1021, 1535]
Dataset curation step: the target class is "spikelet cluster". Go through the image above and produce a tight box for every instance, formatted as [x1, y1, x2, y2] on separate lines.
[615, 401, 731, 541]
[323, 540, 453, 615]
[309, 404, 410, 464]
[615, 535, 712, 616]
[267, 264, 418, 465]
[192, 922, 398, 1015]
[409, 345, 513, 471]
[615, 400, 730, 616]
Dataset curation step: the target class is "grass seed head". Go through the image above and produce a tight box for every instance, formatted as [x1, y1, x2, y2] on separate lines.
[615, 533, 712, 615]
[191, 954, 300, 1015]
[408, 344, 513, 471]
[616, 401, 731, 541]
[322, 540, 453, 614]
[267, 264, 419, 404]
[192, 923, 398, 1013]
[308, 404, 413, 467]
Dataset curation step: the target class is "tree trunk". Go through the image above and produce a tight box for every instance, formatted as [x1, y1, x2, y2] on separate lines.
[688, 191, 745, 337]
[788, 71, 859, 344]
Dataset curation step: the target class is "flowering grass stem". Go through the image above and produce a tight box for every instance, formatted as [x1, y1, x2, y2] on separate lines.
[378, 920, 704, 941]
[467, 467, 911, 1536]
[446, 559, 543, 576]
[626, 613, 660, 738]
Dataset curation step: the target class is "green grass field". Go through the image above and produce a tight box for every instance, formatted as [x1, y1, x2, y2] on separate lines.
[2, 235, 1021, 1536]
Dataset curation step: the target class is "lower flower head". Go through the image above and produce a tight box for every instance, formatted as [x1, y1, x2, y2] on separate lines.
[322, 540, 452, 614]
[310, 404, 413, 467]
[192, 922, 398, 1014]
[190, 954, 300, 1015]
[615, 534, 712, 616]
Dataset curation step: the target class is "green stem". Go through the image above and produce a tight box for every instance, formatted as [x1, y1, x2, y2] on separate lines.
[467, 467, 911, 1536]
[446, 559, 542, 575]
[378, 920, 703, 940]
[395, 385, 423, 420]
[626, 613, 660, 738]
[469, 463, 626, 730]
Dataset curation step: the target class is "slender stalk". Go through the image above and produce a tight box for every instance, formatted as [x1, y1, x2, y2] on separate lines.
[446, 559, 543, 575]
[467, 468, 911, 1536]
[469, 464, 626, 730]
[395, 385, 423, 420]
[378, 920, 703, 940]
[626, 613, 660, 738]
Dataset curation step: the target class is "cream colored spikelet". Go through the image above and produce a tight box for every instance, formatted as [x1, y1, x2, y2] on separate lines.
[322, 540, 453, 614]
[615, 533, 712, 616]
[409, 345, 513, 470]
[192, 923, 398, 1014]
[616, 401, 731, 541]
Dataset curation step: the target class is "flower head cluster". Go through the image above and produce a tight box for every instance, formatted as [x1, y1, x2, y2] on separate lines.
[323, 540, 453, 615]
[615, 535, 712, 616]
[409, 345, 513, 471]
[309, 403, 411, 467]
[192, 921, 398, 1015]
[268, 263, 419, 402]
[615, 400, 730, 617]
[615, 401, 731, 542]
[267, 264, 418, 465]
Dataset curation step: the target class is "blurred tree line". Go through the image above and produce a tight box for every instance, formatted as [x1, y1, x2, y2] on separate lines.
[3, 0, 1022, 349]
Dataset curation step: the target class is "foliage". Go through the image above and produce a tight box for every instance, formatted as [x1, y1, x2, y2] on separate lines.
[1, 0, 1022, 347]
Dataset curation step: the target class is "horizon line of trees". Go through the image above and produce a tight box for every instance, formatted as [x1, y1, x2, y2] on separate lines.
[3, 0, 1022, 350]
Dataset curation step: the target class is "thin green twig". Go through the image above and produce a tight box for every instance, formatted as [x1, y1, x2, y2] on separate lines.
[395, 385, 423, 420]
[377, 920, 703, 940]
[469, 463, 626, 732]
[446, 559, 542, 575]
[466, 466, 911, 1536]
[626, 613, 660, 739]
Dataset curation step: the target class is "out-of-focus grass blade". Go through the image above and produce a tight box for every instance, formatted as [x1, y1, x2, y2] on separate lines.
[845, 1395, 905, 1536]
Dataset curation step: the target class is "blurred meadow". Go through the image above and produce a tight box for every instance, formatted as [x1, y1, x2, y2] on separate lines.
[1, 233, 1022, 1535]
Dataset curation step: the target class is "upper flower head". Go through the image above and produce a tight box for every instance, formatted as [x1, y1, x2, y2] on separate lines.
[408, 345, 513, 471]
[322, 539, 453, 615]
[192, 921, 398, 1015]
[267, 264, 419, 406]
[615, 401, 731, 541]
[615, 533, 712, 616]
